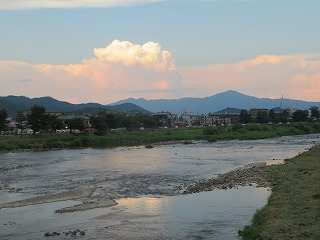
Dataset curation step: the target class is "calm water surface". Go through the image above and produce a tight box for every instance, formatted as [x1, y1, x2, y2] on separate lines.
[0, 134, 319, 239]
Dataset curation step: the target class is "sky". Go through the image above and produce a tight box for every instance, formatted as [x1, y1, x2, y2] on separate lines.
[1, 0, 320, 104]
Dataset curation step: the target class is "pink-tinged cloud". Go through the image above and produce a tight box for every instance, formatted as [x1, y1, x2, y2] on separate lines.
[1, 43, 320, 104]
[289, 73, 320, 101]
[178, 54, 320, 102]
[0, 40, 181, 104]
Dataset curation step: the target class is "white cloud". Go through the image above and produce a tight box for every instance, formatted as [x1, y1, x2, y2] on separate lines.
[93, 40, 175, 71]
[0, 0, 164, 10]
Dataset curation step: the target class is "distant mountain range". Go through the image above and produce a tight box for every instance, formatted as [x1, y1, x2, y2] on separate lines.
[0, 96, 150, 116]
[109, 90, 320, 114]
[1, 90, 319, 116]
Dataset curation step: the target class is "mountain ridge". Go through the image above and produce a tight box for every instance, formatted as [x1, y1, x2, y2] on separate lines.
[0, 96, 150, 116]
[109, 90, 320, 114]
[1, 90, 319, 116]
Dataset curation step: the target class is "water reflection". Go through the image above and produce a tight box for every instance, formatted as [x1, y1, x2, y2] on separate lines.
[91, 187, 270, 240]
[119, 197, 171, 213]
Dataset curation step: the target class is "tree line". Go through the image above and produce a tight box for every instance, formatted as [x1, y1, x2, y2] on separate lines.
[238, 107, 319, 124]
[0, 105, 162, 136]
[1, 105, 319, 135]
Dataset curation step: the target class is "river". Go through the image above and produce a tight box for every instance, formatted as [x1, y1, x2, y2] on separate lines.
[0, 134, 319, 239]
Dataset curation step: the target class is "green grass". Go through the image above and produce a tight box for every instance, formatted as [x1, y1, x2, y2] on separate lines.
[1, 122, 320, 151]
[0, 128, 204, 151]
[242, 145, 320, 240]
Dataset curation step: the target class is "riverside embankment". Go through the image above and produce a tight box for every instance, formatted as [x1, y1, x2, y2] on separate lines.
[241, 144, 320, 240]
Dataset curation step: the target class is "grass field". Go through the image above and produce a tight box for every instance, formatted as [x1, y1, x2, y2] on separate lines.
[241, 144, 320, 240]
[1, 122, 320, 151]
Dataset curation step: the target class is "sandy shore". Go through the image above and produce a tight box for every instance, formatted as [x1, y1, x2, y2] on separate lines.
[0, 187, 118, 213]
[55, 199, 117, 213]
[0, 187, 97, 209]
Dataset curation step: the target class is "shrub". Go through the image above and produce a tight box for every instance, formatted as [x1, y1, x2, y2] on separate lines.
[231, 124, 243, 131]
[72, 138, 82, 147]
[203, 126, 225, 135]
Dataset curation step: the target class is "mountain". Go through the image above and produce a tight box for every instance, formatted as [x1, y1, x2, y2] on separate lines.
[2, 90, 319, 116]
[0, 96, 150, 116]
[109, 90, 320, 114]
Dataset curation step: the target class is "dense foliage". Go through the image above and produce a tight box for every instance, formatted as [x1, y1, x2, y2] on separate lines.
[0, 108, 8, 132]
[27, 105, 46, 134]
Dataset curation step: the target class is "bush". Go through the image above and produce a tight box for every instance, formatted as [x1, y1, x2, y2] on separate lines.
[203, 126, 225, 135]
[72, 138, 82, 147]
[231, 124, 243, 131]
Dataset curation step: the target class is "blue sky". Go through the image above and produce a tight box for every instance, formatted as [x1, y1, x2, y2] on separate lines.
[1, 0, 320, 104]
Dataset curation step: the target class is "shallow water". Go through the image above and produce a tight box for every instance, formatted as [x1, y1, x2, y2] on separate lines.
[0, 187, 269, 240]
[1, 134, 320, 239]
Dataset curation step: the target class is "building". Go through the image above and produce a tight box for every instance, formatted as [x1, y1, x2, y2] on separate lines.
[210, 113, 239, 125]
[152, 111, 173, 127]
[199, 114, 212, 126]
[249, 108, 269, 119]
[175, 110, 192, 127]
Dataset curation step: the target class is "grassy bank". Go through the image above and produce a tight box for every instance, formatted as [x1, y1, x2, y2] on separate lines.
[242, 145, 320, 240]
[0, 128, 204, 151]
[0, 122, 320, 151]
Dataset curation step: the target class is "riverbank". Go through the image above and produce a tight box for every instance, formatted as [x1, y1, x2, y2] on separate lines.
[241, 144, 320, 239]
[183, 162, 273, 194]
[0, 137, 319, 239]
[1, 122, 320, 151]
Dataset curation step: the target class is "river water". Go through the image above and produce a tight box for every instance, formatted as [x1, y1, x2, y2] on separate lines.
[0, 134, 320, 239]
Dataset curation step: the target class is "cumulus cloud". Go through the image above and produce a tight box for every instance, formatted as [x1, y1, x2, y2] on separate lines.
[0, 0, 163, 10]
[93, 40, 175, 71]
[0, 40, 181, 104]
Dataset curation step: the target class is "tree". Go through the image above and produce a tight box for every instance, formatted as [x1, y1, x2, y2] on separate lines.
[68, 118, 85, 133]
[256, 111, 269, 124]
[90, 115, 108, 134]
[44, 115, 64, 134]
[281, 110, 289, 123]
[16, 111, 27, 138]
[309, 106, 319, 120]
[105, 113, 117, 131]
[142, 115, 161, 128]
[292, 110, 308, 122]
[27, 105, 46, 134]
[238, 109, 251, 124]
[269, 109, 276, 123]
[0, 109, 8, 133]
